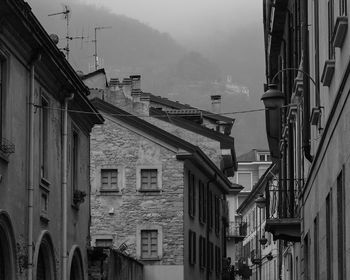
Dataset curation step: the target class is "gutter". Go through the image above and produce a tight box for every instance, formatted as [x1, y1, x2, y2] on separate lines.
[27, 52, 41, 280]
[62, 93, 74, 280]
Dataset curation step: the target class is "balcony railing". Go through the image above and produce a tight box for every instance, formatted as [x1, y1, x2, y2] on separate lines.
[227, 222, 247, 238]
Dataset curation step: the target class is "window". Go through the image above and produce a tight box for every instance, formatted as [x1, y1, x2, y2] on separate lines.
[141, 230, 158, 259]
[140, 169, 158, 190]
[72, 130, 78, 193]
[340, 0, 347, 15]
[314, 215, 319, 280]
[236, 172, 252, 191]
[326, 193, 333, 279]
[258, 153, 270, 161]
[100, 169, 118, 191]
[188, 172, 195, 217]
[40, 96, 49, 179]
[199, 236, 206, 269]
[208, 191, 213, 229]
[215, 246, 221, 275]
[0, 58, 4, 140]
[95, 239, 113, 248]
[337, 170, 346, 280]
[199, 180, 207, 224]
[328, 0, 335, 59]
[189, 230, 196, 265]
[208, 241, 214, 272]
[214, 195, 220, 235]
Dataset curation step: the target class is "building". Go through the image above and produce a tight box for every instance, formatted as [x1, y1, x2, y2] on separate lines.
[225, 149, 271, 274]
[0, 1, 103, 279]
[88, 97, 241, 280]
[236, 164, 278, 280]
[262, 0, 350, 279]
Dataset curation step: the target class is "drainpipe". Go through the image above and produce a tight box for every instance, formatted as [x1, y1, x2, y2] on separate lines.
[62, 93, 74, 280]
[302, 0, 313, 163]
[28, 52, 41, 280]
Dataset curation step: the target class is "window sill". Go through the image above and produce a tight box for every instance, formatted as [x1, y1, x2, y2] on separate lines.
[332, 16, 348, 48]
[40, 177, 51, 192]
[137, 189, 161, 193]
[321, 60, 335, 87]
[140, 257, 161, 261]
[99, 189, 121, 196]
[40, 214, 49, 224]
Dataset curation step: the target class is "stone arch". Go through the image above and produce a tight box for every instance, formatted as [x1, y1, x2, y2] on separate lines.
[33, 230, 56, 280]
[68, 245, 84, 280]
[0, 210, 17, 280]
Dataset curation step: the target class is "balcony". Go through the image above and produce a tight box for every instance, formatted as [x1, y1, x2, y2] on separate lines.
[226, 222, 247, 243]
[265, 182, 301, 242]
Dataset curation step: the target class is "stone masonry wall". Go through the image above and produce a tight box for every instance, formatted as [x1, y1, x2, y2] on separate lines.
[90, 117, 184, 265]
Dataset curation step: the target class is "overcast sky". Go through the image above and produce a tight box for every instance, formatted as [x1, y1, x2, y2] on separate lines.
[76, 0, 262, 42]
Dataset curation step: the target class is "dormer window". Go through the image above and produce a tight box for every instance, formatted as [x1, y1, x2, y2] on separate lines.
[258, 153, 271, 162]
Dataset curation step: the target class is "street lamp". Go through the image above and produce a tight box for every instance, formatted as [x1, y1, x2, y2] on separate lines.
[261, 84, 285, 110]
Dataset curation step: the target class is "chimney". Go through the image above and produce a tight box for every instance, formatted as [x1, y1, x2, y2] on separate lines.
[122, 78, 132, 99]
[211, 95, 222, 114]
[130, 75, 141, 102]
[109, 78, 120, 91]
[139, 92, 150, 116]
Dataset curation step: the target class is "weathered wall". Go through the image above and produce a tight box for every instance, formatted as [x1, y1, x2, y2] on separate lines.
[90, 117, 185, 267]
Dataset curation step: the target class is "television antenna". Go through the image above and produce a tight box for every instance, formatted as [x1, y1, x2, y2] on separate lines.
[48, 5, 72, 60]
[93, 26, 112, 70]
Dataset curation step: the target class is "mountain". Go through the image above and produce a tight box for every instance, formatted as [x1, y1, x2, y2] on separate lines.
[27, 0, 267, 154]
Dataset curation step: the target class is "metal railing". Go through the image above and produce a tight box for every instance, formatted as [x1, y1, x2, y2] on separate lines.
[227, 222, 247, 237]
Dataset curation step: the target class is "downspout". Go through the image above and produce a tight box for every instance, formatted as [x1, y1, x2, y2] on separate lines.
[62, 93, 74, 280]
[206, 174, 216, 280]
[302, 0, 313, 163]
[28, 52, 41, 280]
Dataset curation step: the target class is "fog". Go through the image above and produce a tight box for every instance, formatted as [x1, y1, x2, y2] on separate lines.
[27, 0, 267, 155]
[77, 0, 262, 44]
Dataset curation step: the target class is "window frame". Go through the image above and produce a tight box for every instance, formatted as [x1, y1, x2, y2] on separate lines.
[140, 230, 158, 260]
[40, 93, 49, 180]
[100, 168, 119, 192]
[199, 235, 206, 269]
[136, 165, 162, 192]
[136, 225, 162, 261]
[189, 230, 196, 265]
[188, 171, 196, 218]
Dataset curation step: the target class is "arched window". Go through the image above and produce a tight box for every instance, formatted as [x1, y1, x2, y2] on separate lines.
[34, 232, 56, 280]
[0, 212, 16, 280]
[68, 246, 84, 280]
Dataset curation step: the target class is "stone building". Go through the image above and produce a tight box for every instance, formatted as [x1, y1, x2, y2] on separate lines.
[262, 0, 350, 279]
[0, 1, 103, 280]
[89, 98, 241, 280]
[83, 71, 241, 280]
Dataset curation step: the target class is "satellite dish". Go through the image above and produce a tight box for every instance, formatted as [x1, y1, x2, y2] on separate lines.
[50, 34, 59, 45]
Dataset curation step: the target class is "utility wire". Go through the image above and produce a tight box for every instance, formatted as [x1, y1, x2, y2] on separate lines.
[32, 104, 266, 118]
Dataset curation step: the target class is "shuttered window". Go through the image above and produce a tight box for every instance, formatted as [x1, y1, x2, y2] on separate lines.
[140, 169, 158, 190]
[101, 169, 118, 190]
[189, 230, 196, 265]
[188, 172, 195, 217]
[141, 230, 158, 259]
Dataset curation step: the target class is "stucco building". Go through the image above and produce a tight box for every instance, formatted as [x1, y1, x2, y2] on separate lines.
[262, 0, 350, 279]
[0, 1, 103, 280]
[225, 149, 271, 273]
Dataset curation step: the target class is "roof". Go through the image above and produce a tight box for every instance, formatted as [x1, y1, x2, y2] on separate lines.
[82, 68, 107, 80]
[2, 0, 103, 126]
[149, 94, 235, 124]
[236, 163, 277, 213]
[90, 97, 242, 194]
[237, 149, 270, 162]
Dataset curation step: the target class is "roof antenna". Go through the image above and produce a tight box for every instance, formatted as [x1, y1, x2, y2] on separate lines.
[93, 26, 112, 70]
[48, 4, 71, 60]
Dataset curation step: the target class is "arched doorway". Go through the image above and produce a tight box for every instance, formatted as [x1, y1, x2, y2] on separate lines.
[34, 231, 56, 280]
[0, 211, 16, 280]
[68, 246, 84, 280]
